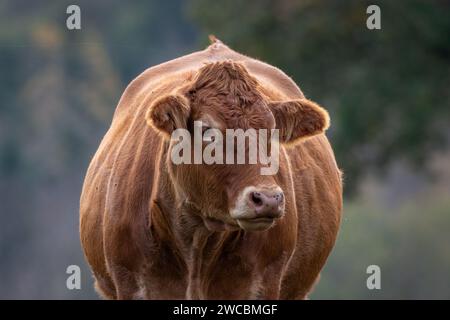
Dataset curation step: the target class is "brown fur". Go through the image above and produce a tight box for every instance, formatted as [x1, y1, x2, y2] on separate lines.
[80, 41, 343, 300]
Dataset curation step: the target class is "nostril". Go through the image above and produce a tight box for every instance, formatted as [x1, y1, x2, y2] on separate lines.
[250, 192, 263, 206]
[274, 192, 284, 205]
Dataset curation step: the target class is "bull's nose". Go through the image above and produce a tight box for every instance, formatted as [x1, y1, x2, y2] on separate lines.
[249, 190, 284, 218]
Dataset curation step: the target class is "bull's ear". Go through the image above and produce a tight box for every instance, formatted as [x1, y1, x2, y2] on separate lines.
[268, 98, 330, 144]
[145, 94, 191, 137]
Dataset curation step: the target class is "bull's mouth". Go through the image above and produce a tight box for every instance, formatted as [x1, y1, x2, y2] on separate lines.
[236, 217, 276, 231]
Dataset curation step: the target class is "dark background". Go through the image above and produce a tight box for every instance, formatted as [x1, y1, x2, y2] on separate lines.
[0, 0, 449, 299]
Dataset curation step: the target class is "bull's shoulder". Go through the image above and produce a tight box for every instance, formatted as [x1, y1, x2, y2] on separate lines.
[287, 135, 341, 185]
[285, 134, 343, 226]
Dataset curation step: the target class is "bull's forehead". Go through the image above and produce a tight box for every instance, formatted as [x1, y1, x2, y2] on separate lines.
[188, 60, 276, 130]
[193, 97, 275, 130]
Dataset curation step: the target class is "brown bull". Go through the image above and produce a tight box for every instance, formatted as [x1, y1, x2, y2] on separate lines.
[80, 39, 343, 299]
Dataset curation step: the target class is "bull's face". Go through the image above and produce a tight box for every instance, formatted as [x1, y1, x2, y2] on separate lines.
[146, 61, 329, 232]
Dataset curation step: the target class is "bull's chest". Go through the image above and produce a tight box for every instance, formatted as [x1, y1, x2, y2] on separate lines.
[142, 232, 262, 299]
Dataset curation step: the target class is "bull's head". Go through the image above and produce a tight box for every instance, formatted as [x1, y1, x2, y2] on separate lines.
[146, 61, 329, 232]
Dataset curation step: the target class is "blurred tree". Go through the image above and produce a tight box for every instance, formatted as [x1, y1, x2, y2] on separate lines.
[189, 0, 450, 194]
